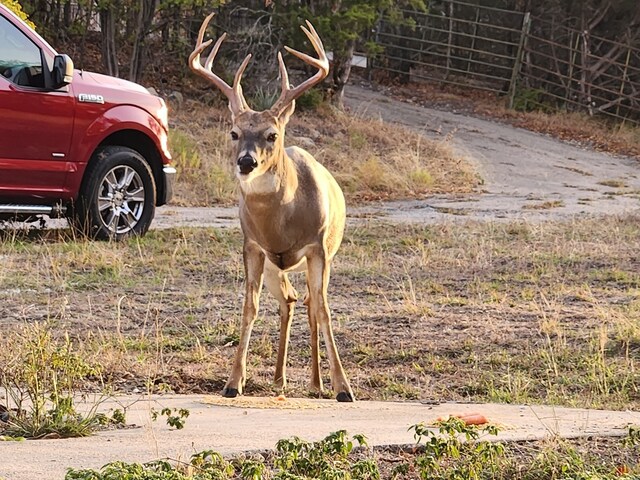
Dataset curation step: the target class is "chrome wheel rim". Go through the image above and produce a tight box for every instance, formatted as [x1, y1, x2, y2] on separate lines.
[97, 165, 145, 235]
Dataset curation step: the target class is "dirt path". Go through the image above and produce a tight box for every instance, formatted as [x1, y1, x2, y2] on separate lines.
[152, 85, 639, 228]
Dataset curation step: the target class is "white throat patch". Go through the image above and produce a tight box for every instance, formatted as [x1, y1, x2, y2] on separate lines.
[238, 170, 279, 195]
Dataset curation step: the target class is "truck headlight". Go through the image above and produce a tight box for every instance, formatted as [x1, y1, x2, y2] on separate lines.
[158, 100, 169, 132]
[159, 129, 172, 160]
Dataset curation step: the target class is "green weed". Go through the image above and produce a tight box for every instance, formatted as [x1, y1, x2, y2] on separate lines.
[151, 407, 190, 430]
[64, 430, 373, 480]
[249, 87, 279, 112]
[410, 417, 506, 480]
[0, 323, 105, 439]
[63, 424, 640, 479]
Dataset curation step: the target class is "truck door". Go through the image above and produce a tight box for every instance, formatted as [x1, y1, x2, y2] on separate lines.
[0, 12, 75, 200]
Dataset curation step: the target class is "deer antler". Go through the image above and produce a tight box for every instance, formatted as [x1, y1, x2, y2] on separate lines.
[189, 13, 251, 116]
[271, 21, 329, 115]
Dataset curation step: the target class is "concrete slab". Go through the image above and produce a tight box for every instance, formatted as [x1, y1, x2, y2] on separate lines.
[1, 395, 638, 480]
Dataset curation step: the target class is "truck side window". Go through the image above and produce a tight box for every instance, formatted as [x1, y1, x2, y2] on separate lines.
[0, 15, 44, 88]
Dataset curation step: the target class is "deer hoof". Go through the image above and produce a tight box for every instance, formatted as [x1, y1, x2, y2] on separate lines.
[336, 391, 354, 402]
[222, 387, 239, 398]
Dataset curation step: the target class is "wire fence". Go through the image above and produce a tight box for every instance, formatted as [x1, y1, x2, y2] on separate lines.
[371, 0, 640, 125]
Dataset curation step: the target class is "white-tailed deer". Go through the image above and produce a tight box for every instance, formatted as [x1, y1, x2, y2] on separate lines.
[189, 14, 354, 402]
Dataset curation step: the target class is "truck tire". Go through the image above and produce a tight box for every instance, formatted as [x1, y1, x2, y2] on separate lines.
[75, 146, 156, 240]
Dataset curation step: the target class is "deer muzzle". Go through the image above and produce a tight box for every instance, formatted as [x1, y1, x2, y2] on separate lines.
[237, 154, 258, 174]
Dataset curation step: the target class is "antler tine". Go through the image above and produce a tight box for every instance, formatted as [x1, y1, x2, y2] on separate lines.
[234, 54, 252, 111]
[272, 20, 329, 115]
[277, 52, 290, 94]
[189, 13, 249, 116]
[203, 33, 226, 72]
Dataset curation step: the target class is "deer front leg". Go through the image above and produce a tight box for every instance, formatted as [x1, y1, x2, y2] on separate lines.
[222, 242, 265, 398]
[306, 251, 354, 402]
[263, 263, 297, 390]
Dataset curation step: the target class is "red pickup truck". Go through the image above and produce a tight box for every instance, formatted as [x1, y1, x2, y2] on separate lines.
[0, 4, 175, 239]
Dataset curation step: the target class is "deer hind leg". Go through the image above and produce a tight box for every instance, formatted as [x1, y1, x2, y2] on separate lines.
[304, 284, 323, 393]
[263, 262, 297, 390]
[222, 242, 265, 398]
[306, 250, 354, 402]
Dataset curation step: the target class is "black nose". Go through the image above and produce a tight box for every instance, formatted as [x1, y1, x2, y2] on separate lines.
[237, 155, 258, 174]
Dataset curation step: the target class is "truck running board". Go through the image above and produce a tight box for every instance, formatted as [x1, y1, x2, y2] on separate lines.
[0, 204, 67, 218]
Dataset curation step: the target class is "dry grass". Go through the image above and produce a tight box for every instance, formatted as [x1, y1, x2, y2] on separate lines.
[598, 179, 628, 189]
[522, 200, 564, 210]
[1, 215, 639, 409]
[510, 110, 640, 157]
[383, 80, 640, 158]
[168, 108, 237, 206]
[168, 100, 480, 206]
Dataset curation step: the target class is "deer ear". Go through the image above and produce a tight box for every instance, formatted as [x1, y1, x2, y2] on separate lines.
[277, 99, 296, 124]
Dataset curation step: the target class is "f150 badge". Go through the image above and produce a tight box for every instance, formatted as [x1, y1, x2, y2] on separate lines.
[78, 93, 105, 104]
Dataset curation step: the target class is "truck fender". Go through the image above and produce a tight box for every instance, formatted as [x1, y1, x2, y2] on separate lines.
[65, 105, 170, 196]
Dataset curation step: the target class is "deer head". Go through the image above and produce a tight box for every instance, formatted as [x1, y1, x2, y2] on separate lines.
[189, 13, 329, 185]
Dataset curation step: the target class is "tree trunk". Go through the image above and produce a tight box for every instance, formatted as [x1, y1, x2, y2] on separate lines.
[329, 39, 355, 109]
[100, 7, 119, 77]
[52, 0, 60, 34]
[63, 0, 71, 28]
[33, 0, 49, 31]
[78, 0, 94, 70]
[129, 0, 158, 83]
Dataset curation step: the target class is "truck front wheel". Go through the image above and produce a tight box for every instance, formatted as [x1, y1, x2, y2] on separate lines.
[75, 146, 156, 240]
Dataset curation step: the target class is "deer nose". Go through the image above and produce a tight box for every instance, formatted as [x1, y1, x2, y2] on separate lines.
[237, 155, 258, 174]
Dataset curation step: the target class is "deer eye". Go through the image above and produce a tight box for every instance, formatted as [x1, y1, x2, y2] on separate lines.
[266, 132, 278, 143]
[230, 131, 239, 141]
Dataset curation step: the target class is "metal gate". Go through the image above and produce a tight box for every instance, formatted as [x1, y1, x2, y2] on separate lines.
[372, 0, 640, 124]
[374, 1, 529, 99]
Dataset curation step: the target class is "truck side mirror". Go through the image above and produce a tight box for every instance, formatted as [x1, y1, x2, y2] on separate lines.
[52, 54, 74, 89]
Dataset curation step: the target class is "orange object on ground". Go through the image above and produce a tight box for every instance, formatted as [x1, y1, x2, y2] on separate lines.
[458, 413, 489, 425]
[436, 413, 489, 426]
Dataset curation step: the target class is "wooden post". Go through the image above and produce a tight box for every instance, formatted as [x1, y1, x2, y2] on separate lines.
[466, 6, 481, 73]
[616, 46, 632, 118]
[580, 30, 593, 116]
[508, 11, 531, 109]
